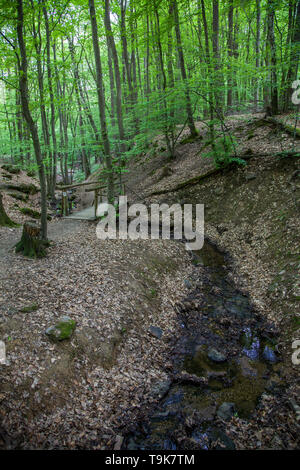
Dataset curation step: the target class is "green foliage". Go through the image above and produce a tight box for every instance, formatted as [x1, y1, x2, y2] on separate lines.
[19, 303, 39, 313]
[19, 207, 52, 220]
[1, 164, 20, 174]
[206, 136, 246, 169]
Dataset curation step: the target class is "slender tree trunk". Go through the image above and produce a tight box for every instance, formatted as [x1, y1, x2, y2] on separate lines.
[227, 0, 234, 110]
[212, 0, 223, 118]
[89, 0, 114, 203]
[266, 0, 278, 114]
[43, 5, 57, 197]
[16, 0, 47, 240]
[255, 0, 261, 111]
[201, 0, 215, 144]
[172, 0, 197, 137]
[284, 0, 300, 111]
[104, 0, 126, 153]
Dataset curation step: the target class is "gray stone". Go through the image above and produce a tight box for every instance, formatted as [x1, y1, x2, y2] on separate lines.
[127, 438, 139, 450]
[45, 316, 76, 342]
[149, 325, 163, 339]
[151, 379, 172, 399]
[217, 402, 236, 421]
[184, 279, 192, 289]
[216, 224, 228, 235]
[245, 173, 257, 181]
[262, 345, 277, 363]
[239, 357, 257, 377]
[207, 348, 227, 363]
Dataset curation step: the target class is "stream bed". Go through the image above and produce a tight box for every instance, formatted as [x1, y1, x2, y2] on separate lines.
[124, 241, 281, 450]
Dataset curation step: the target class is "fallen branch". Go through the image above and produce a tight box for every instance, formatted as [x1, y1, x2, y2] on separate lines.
[147, 151, 299, 197]
[265, 117, 300, 138]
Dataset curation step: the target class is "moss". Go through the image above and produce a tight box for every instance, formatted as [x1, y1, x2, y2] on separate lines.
[19, 207, 40, 219]
[19, 303, 39, 313]
[45, 317, 76, 342]
[7, 183, 39, 195]
[291, 316, 300, 330]
[180, 132, 201, 145]
[19, 207, 52, 221]
[15, 223, 48, 258]
[1, 164, 20, 174]
[56, 320, 76, 340]
[2, 173, 12, 180]
[11, 193, 29, 202]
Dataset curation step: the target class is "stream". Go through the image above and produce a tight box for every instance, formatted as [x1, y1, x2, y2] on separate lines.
[124, 241, 280, 450]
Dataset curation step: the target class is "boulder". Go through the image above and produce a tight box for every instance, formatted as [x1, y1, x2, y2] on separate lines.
[207, 348, 227, 363]
[149, 325, 163, 339]
[45, 316, 76, 342]
[217, 402, 236, 421]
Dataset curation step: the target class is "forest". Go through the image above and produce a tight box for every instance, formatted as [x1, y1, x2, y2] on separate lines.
[0, 0, 299, 454]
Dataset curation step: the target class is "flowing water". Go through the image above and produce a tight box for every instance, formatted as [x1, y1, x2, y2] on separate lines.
[125, 241, 279, 450]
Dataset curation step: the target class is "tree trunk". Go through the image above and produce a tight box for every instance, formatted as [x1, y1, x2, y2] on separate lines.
[89, 0, 114, 203]
[16, 0, 48, 241]
[0, 192, 17, 227]
[172, 0, 197, 137]
[104, 0, 126, 153]
[15, 222, 47, 258]
[266, 0, 279, 115]
[255, 0, 261, 111]
[227, 0, 234, 110]
[43, 6, 57, 198]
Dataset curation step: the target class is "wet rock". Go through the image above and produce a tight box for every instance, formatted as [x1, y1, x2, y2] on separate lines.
[266, 375, 282, 392]
[207, 348, 227, 363]
[151, 379, 172, 399]
[262, 345, 277, 363]
[211, 428, 236, 450]
[216, 224, 228, 235]
[184, 279, 192, 289]
[239, 357, 257, 377]
[152, 410, 170, 419]
[114, 435, 124, 450]
[127, 438, 139, 450]
[245, 173, 257, 181]
[149, 325, 163, 339]
[45, 316, 76, 342]
[198, 405, 216, 422]
[217, 402, 236, 421]
[191, 430, 209, 449]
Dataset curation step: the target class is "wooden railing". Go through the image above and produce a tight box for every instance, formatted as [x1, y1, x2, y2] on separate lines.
[56, 173, 127, 218]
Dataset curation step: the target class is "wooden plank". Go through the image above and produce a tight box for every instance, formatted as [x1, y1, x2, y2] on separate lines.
[56, 173, 129, 190]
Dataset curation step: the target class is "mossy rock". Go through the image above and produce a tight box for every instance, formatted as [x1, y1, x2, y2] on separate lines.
[1, 164, 21, 174]
[2, 173, 13, 180]
[15, 222, 48, 258]
[26, 170, 36, 177]
[180, 132, 201, 145]
[7, 183, 39, 195]
[11, 193, 29, 202]
[19, 303, 39, 313]
[45, 316, 76, 342]
[19, 207, 52, 220]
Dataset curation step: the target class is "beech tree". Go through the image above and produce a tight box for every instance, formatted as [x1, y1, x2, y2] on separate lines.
[0, 0, 298, 214]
